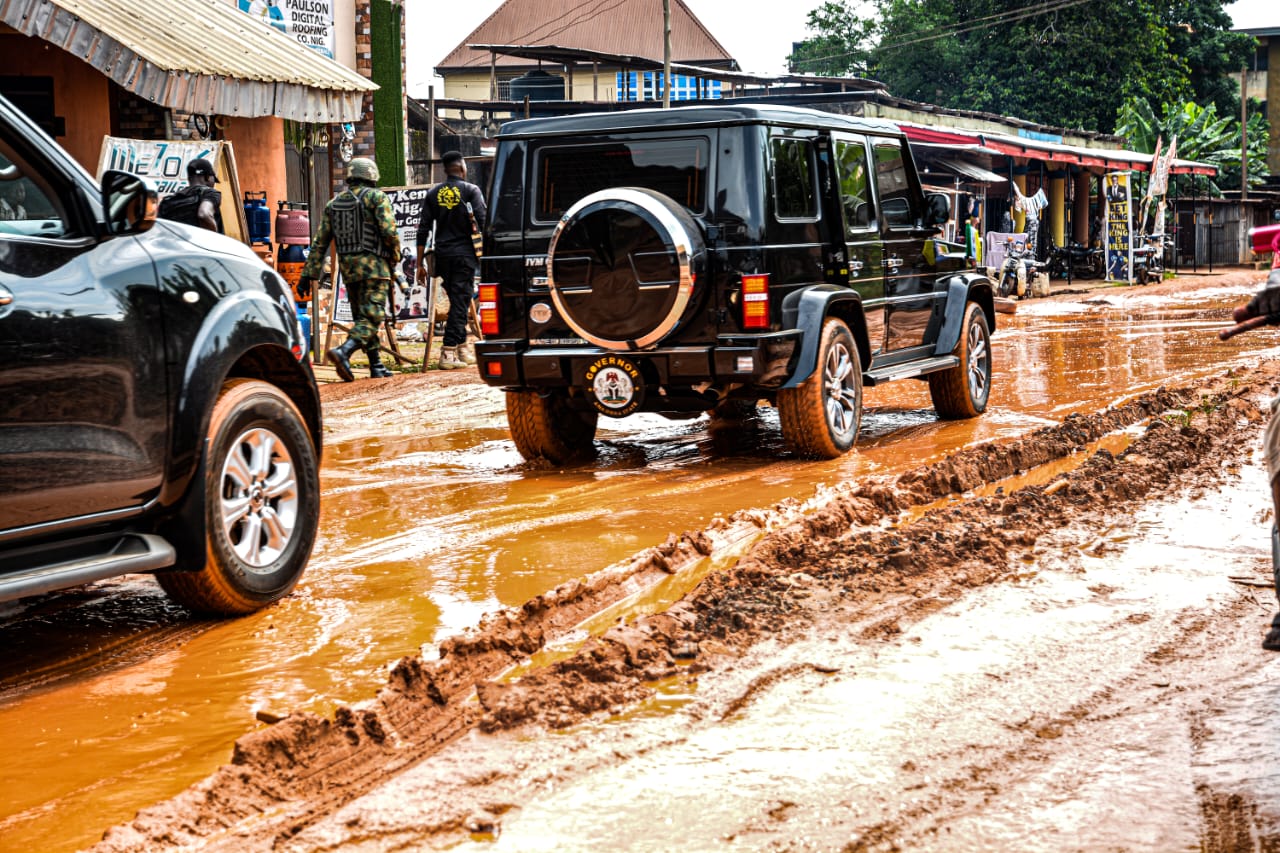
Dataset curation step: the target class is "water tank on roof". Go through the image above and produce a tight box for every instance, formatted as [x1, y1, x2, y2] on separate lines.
[509, 69, 565, 103]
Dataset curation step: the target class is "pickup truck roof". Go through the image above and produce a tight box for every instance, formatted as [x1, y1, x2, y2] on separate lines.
[497, 103, 903, 140]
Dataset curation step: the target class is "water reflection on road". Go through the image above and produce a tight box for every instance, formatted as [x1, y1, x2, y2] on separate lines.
[0, 278, 1273, 852]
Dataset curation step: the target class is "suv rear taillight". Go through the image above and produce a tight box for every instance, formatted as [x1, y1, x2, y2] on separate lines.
[478, 284, 499, 336]
[741, 274, 769, 329]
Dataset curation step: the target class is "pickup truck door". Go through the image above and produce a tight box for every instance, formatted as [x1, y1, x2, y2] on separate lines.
[872, 137, 940, 352]
[829, 133, 884, 357]
[0, 135, 166, 534]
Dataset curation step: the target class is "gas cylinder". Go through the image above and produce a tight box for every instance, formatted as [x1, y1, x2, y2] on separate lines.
[243, 192, 271, 245]
[275, 202, 310, 303]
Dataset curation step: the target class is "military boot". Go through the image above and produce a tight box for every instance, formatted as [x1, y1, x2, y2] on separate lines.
[326, 338, 361, 382]
[367, 347, 394, 379]
[438, 346, 465, 370]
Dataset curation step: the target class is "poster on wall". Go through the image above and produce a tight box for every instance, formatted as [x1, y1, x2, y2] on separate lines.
[330, 186, 435, 325]
[237, 0, 335, 59]
[1104, 171, 1133, 283]
[96, 136, 248, 242]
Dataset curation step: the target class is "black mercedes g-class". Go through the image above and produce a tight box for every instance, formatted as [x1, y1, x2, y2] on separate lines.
[473, 104, 994, 462]
[0, 94, 321, 615]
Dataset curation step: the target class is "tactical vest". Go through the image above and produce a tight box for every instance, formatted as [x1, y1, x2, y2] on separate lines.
[330, 188, 383, 257]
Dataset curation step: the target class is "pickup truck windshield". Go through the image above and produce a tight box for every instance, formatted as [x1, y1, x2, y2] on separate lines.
[534, 137, 709, 222]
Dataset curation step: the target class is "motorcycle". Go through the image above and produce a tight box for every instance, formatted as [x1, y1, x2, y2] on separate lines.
[1132, 233, 1172, 285]
[1046, 238, 1103, 280]
[997, 238, 1047, 299]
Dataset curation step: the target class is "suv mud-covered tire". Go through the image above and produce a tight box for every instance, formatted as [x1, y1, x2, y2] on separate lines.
[777, 318, 862, 459]
[929, 302, 991, 419]
[548, 187, 704, 350]
[159, 379, 319, 615]
[507, 389, 599, 464]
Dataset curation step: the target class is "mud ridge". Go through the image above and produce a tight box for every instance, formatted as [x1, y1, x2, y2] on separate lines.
[90, 363, 1277, 852]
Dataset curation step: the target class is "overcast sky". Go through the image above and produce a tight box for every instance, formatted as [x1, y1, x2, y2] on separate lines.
[405, 0, 1278, 98]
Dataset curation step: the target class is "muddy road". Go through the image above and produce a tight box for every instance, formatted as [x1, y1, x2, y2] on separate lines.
[4, 269, 1280, 852]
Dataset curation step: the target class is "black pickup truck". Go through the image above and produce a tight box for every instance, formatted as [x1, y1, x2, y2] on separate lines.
[0, 94, 321, 615]
[472, 104, 995, 462]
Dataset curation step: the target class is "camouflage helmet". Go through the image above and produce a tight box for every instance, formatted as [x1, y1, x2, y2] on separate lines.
[347, 157, 380, 184]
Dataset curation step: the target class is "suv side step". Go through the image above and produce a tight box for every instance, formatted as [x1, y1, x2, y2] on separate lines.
[864, 355, 960, 387]
[0, 533, 176, 602]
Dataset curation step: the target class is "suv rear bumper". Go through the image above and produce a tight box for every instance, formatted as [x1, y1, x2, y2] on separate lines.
[475, 331, 801, 391]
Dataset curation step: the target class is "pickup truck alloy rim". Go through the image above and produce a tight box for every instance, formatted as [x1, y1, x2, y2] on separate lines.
[825, 340, 860, 439]
[967, 321, 990, 401]
[220, 426, 299, 569]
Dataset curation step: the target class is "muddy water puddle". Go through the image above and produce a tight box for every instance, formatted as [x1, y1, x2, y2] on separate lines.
[2, 280, 1277, 852]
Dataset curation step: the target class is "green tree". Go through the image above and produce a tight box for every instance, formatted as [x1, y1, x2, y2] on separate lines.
[1116, 96, 1270, 195]
[786, 1, 877, 77]
[787, 0, 1253, 136]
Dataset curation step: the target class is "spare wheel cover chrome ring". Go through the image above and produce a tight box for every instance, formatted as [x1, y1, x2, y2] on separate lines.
[547, 188, 697, 351]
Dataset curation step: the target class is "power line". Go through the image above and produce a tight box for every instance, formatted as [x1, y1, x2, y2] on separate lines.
[792, 0, 1094, 68]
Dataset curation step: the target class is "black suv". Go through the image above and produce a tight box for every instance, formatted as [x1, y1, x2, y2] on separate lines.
[474, 104, 995, 462]
[0, 95, 321, 614]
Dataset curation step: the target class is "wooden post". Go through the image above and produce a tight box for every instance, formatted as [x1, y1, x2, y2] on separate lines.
[662, 0, 671, 108]
[489, 51, 497, 102]
[427, 85, 435, 184]
[1242, 67, 1249, 200]
[593, 61, 599, 101]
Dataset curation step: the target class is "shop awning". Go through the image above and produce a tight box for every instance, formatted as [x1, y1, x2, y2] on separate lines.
[913, 148, 1007, 183]
[899, 122, 1216, 176]
[0, 0, 376, 123]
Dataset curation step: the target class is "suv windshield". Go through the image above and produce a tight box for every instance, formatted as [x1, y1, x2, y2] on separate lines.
[533, 137, 709, 222]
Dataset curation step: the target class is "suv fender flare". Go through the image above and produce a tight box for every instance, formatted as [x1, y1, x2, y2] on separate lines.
[161, 291, 316, 509]
[933, 274, 995, 357]
[779, 285, 870, 389]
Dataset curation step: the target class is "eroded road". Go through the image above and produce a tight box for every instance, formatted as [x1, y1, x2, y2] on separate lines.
[3, 270, 1279, 852]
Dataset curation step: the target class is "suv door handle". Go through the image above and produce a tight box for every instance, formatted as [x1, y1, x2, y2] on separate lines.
[849, 260, 864, 272]
[883, 257, 903, 271]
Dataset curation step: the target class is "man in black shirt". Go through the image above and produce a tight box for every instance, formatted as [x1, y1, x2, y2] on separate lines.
[157, 158, 224, 233]
[416, 151, 486, 369]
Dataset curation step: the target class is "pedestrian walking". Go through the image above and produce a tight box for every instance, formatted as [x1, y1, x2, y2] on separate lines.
[157, 158, 224, 233]
[415, 150, 486, 370]
[300, 157, 401, 381]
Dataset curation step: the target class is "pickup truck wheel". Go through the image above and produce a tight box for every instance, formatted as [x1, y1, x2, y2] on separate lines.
[159, 379, 319, 615]
[929, 303, 991, 419]
[778, 318, 862, 459]
[507, 390, 598, 464]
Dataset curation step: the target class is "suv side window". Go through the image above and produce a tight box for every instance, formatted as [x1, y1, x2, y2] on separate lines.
[770, 137, 818, 221]
[835, 138, 874, 238]
[0, 145, 68, 239]
[872, 139, 918, 229]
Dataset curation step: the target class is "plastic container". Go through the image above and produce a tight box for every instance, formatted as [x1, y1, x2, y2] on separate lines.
[296, 303, 312, 360]
[277, 243, 308, 302]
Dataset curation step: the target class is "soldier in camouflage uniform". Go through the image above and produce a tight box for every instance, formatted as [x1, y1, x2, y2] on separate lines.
[300, 157, 401, 381]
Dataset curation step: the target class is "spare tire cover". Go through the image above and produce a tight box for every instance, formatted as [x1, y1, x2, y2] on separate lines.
[548, 187, 704, 350]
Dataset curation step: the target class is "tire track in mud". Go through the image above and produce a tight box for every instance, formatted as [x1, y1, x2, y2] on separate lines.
[89, 363, 1278, 852]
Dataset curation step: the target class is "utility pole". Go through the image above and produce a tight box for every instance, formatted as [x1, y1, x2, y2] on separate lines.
[1242, 67, 1249, 200]
[662, 0, 671, 109]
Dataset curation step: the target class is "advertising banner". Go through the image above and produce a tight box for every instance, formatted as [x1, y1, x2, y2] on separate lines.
[1104, 171, 1133, 283]
[331, 186, 432, 325]
[237, 0, 335, 58]
[97, 137, 248, 242]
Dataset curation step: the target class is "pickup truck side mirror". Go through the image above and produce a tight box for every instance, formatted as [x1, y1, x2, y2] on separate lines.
[924, 192, 950, 227]
[101, 170, 157, 236]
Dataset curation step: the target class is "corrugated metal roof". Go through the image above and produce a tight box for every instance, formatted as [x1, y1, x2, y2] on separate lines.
[0, 0, 377, 123]
[437, 0, 735, 71]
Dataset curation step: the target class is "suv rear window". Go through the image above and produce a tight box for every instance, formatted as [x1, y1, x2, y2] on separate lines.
[533, 137, 709, 222]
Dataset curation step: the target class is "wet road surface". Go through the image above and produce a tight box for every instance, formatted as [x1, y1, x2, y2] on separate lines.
[1, 272, 1275, 852]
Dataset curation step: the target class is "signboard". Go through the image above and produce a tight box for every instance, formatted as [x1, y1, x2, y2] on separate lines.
[1104, 171, 1133, 283]
[237, 0, 335, 58]
[331, 185, 433, 324]
[97, 137, 248, 243]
